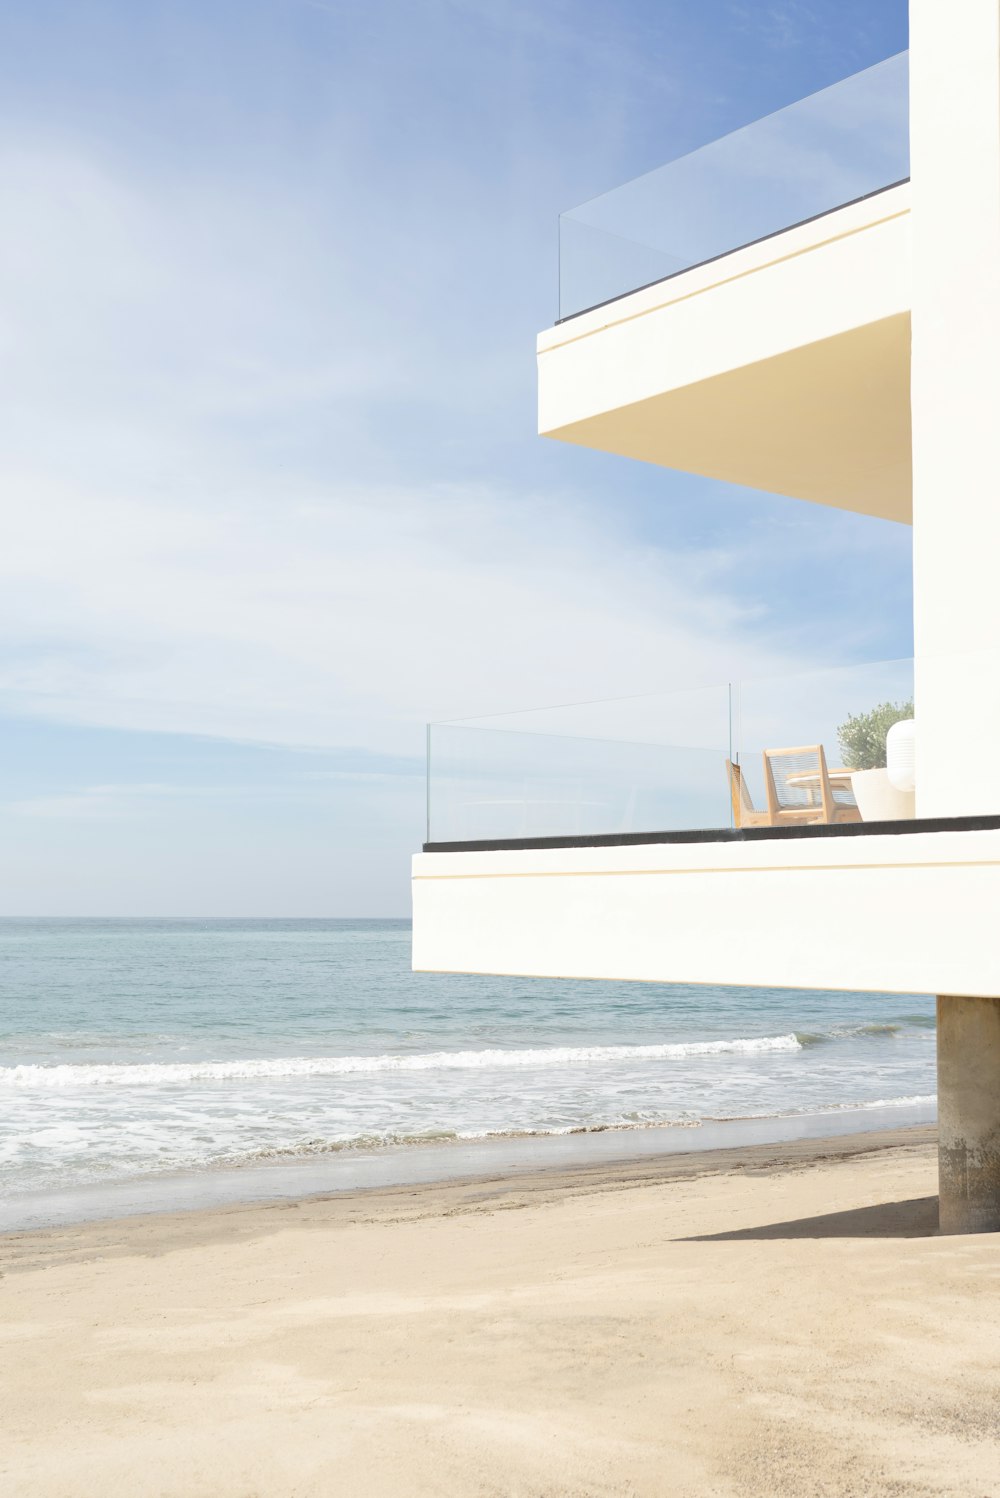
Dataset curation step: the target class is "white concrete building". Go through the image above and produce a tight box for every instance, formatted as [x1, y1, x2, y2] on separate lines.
[413, 2, 1000, 1234]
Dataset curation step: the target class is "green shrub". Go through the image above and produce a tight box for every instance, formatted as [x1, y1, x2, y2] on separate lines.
[836, 700, 913, 771]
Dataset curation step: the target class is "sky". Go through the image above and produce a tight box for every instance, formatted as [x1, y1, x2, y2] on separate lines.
[0, 0, 911, 915]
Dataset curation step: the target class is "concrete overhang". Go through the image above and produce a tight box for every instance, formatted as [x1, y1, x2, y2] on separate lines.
[413, 823, 1000, 995]
[538, 183, 912, 523]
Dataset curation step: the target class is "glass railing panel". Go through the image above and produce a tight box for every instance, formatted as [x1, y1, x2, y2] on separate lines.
[425, 659, 929, 845]
[426, 683, 733, 844]
[734, 658, 915, 824]
[559, 49, 909, 319]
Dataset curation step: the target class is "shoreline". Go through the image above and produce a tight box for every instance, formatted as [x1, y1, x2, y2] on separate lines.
[0, 1113, 937, 1256]
[0, 1100, 938, 1237]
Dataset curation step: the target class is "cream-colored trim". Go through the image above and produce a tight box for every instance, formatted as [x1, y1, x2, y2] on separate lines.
[414, 828, 1000, 879]
[414, 856, 1000, 881]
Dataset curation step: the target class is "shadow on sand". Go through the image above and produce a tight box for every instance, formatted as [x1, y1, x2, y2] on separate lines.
[680, 1196, 939, 1242]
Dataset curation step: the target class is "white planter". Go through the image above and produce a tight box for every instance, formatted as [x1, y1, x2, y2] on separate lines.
[886, 718, 916, 791]
[850, 767, 915, 822]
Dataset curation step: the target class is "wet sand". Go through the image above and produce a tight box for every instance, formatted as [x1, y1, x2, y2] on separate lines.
[3, 1125, 999, 1496]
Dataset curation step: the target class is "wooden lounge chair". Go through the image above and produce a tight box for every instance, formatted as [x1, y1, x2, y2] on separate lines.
[762, 744, 860, 826]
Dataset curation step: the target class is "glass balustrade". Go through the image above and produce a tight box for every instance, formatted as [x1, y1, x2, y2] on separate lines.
[559, 49, 909, 320]
[425, 658, 917, 845]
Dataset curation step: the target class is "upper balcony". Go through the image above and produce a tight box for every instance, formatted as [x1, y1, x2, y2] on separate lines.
[539, 52, 912, 521]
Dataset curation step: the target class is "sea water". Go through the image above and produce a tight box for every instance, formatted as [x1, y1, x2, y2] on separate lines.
[0, 918, 936, 1227]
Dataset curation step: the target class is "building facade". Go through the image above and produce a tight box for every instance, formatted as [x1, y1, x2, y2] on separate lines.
[413, 2, 1000, 1234]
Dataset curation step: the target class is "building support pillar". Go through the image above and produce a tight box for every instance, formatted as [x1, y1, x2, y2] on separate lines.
[937, 995, 1000, 1234]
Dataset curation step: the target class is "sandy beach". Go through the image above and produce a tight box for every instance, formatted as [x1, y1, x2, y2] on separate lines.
[2, 1125, 998, 1497]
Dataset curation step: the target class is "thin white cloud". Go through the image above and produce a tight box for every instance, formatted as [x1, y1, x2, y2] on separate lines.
[0, 127, 835, 765]
[5, 783, 177, 819]
[0, 464, 805, 754]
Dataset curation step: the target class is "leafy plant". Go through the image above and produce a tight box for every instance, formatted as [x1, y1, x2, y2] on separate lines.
[836, 700, 913, 772]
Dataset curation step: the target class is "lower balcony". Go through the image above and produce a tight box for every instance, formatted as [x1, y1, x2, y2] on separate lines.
[412, 658, 1000, 996]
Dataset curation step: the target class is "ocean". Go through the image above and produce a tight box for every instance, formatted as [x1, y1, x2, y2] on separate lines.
[0, 918, 936, 1230]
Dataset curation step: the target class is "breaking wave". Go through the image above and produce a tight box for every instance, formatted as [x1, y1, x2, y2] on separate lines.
[0, 1033, 803, 1088]
[794, 1021, 919, 1046]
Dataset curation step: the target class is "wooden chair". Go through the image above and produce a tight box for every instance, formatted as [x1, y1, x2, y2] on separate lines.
[762, 744, 860, 826]
[726, 759, 774, 828]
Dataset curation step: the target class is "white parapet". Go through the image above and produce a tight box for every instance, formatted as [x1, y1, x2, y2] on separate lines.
[413, 827, 1000, 995]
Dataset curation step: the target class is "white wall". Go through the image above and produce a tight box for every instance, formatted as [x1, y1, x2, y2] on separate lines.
[910, 0, 1000, 817]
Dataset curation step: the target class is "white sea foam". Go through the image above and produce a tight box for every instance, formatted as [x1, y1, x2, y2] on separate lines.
[816, 1093, 936, 1112]
[704, 1092, 937, 1122]
[0, 1033, 803, 1088]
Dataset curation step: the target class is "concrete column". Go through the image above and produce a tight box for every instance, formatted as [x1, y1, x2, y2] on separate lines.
[937, 995, 1000, 1234]
[909, 0, 1000, 817]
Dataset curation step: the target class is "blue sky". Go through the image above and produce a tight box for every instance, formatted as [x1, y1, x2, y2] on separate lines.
[0, 0, 910, 914]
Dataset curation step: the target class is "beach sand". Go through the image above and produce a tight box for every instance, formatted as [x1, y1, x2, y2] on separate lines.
[2, 1125, 998, 1497]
